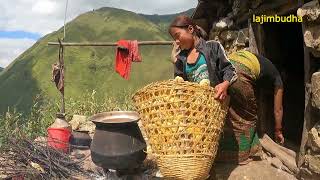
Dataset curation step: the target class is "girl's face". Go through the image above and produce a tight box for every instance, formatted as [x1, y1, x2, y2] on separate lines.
[170, 25, 195, 50]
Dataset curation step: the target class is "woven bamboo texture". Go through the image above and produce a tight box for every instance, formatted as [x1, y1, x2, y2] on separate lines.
[132, 79, 229, 180]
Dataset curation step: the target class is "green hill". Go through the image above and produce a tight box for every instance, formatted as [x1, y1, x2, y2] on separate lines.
[0, 7, 182, 114]
[0, 67, 3, 72]
[140, 8, 195, 33]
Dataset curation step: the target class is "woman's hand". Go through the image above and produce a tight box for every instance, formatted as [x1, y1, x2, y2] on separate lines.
[274, 87, 284, 144]
[214, 81, 230, 101]
[275, 129, 285, 144]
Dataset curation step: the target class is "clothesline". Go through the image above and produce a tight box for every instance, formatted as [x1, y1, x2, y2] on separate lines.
[47, 41, 173, 47]
[49, 39, 174, 114]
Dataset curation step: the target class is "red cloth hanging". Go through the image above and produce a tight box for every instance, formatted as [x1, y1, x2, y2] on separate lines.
[115, 40, 141, 80]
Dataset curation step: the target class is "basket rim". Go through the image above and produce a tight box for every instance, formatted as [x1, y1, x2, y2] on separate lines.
[131, 79, 216, 101]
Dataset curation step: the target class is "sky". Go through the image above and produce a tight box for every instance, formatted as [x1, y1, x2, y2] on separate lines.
[0, 0, 197, 68]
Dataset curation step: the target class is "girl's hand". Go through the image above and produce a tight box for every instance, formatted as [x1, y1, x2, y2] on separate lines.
[171, 42, 181, 63]
[214, 81, 230, 101]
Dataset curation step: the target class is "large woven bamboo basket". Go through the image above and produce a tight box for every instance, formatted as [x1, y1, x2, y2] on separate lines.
[132, 79, 229, 180]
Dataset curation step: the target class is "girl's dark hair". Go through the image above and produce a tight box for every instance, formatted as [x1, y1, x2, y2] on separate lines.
[169, 15, 208, 40]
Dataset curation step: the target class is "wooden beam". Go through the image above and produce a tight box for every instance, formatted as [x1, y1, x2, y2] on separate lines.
[48, 41, 173, 47]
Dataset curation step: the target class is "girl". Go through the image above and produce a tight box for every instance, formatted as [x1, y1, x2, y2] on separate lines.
[169, 15, 237, 101]
[169, 15, 284, 165]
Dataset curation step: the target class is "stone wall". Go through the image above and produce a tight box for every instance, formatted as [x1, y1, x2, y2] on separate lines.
[298, 1, 320, 179]
[208, 14, 249, 55]
[198, 0, 320, 179]
[297, 0, 320, 57]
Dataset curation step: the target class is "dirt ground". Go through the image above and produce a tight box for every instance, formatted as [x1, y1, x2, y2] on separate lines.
[72, 149, 297, 180]
[214, 160, 296, 180]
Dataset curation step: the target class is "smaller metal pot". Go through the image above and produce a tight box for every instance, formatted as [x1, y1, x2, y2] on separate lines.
[70, 130, 92, 148]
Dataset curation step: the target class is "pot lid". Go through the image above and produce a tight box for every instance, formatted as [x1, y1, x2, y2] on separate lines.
[88, 111, 140, 124]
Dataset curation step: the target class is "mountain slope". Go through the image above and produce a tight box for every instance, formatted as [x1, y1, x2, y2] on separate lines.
[140, 8, 195, 33]
[0, 7, 175, 114]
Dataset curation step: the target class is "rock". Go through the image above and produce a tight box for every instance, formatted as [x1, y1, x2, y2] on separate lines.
[71, 149, 86, 159]
[76, 149, 105, 175]
[227, 12, 233, 18]
[261, 152, 268, 160]
[250, 0, 263, 9]
[234, 29, 249, 46]
[242, 28, 249, 40]
[69, 115, 95, 133]
[194, 18, 209, 33]
[307, 127, 320, 153]
[311, 72, 320, 109]
[297, 0, 320, 22]
[212, 17, 234, 31]
[305, 154, 320, 174]
[299, 167, 314, 179]
[209, 30, 220, 41]
[69, 115, 87, 130]
[310, 48, 320, 57]
[271, 157, 284, 170]
[220, 30, 238, 42]
[270, 157, 294, 175]
[303, 25, 320, 54]
[232, 0, 241, 15]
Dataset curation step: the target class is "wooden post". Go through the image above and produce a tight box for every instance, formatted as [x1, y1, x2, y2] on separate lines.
[297, 21, 312, 168]
[58, 39, 65, 114]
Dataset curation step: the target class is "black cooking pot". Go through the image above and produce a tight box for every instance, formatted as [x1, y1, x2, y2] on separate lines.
[70, 130, 92, 149]
[89, 111, 147, 170]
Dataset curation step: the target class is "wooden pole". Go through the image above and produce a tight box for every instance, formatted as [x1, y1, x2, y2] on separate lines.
[58, 39, 65, 114]
[48, 41, 173, 47]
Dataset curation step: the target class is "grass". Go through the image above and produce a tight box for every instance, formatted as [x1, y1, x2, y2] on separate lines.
[0, 89, 135, 148]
